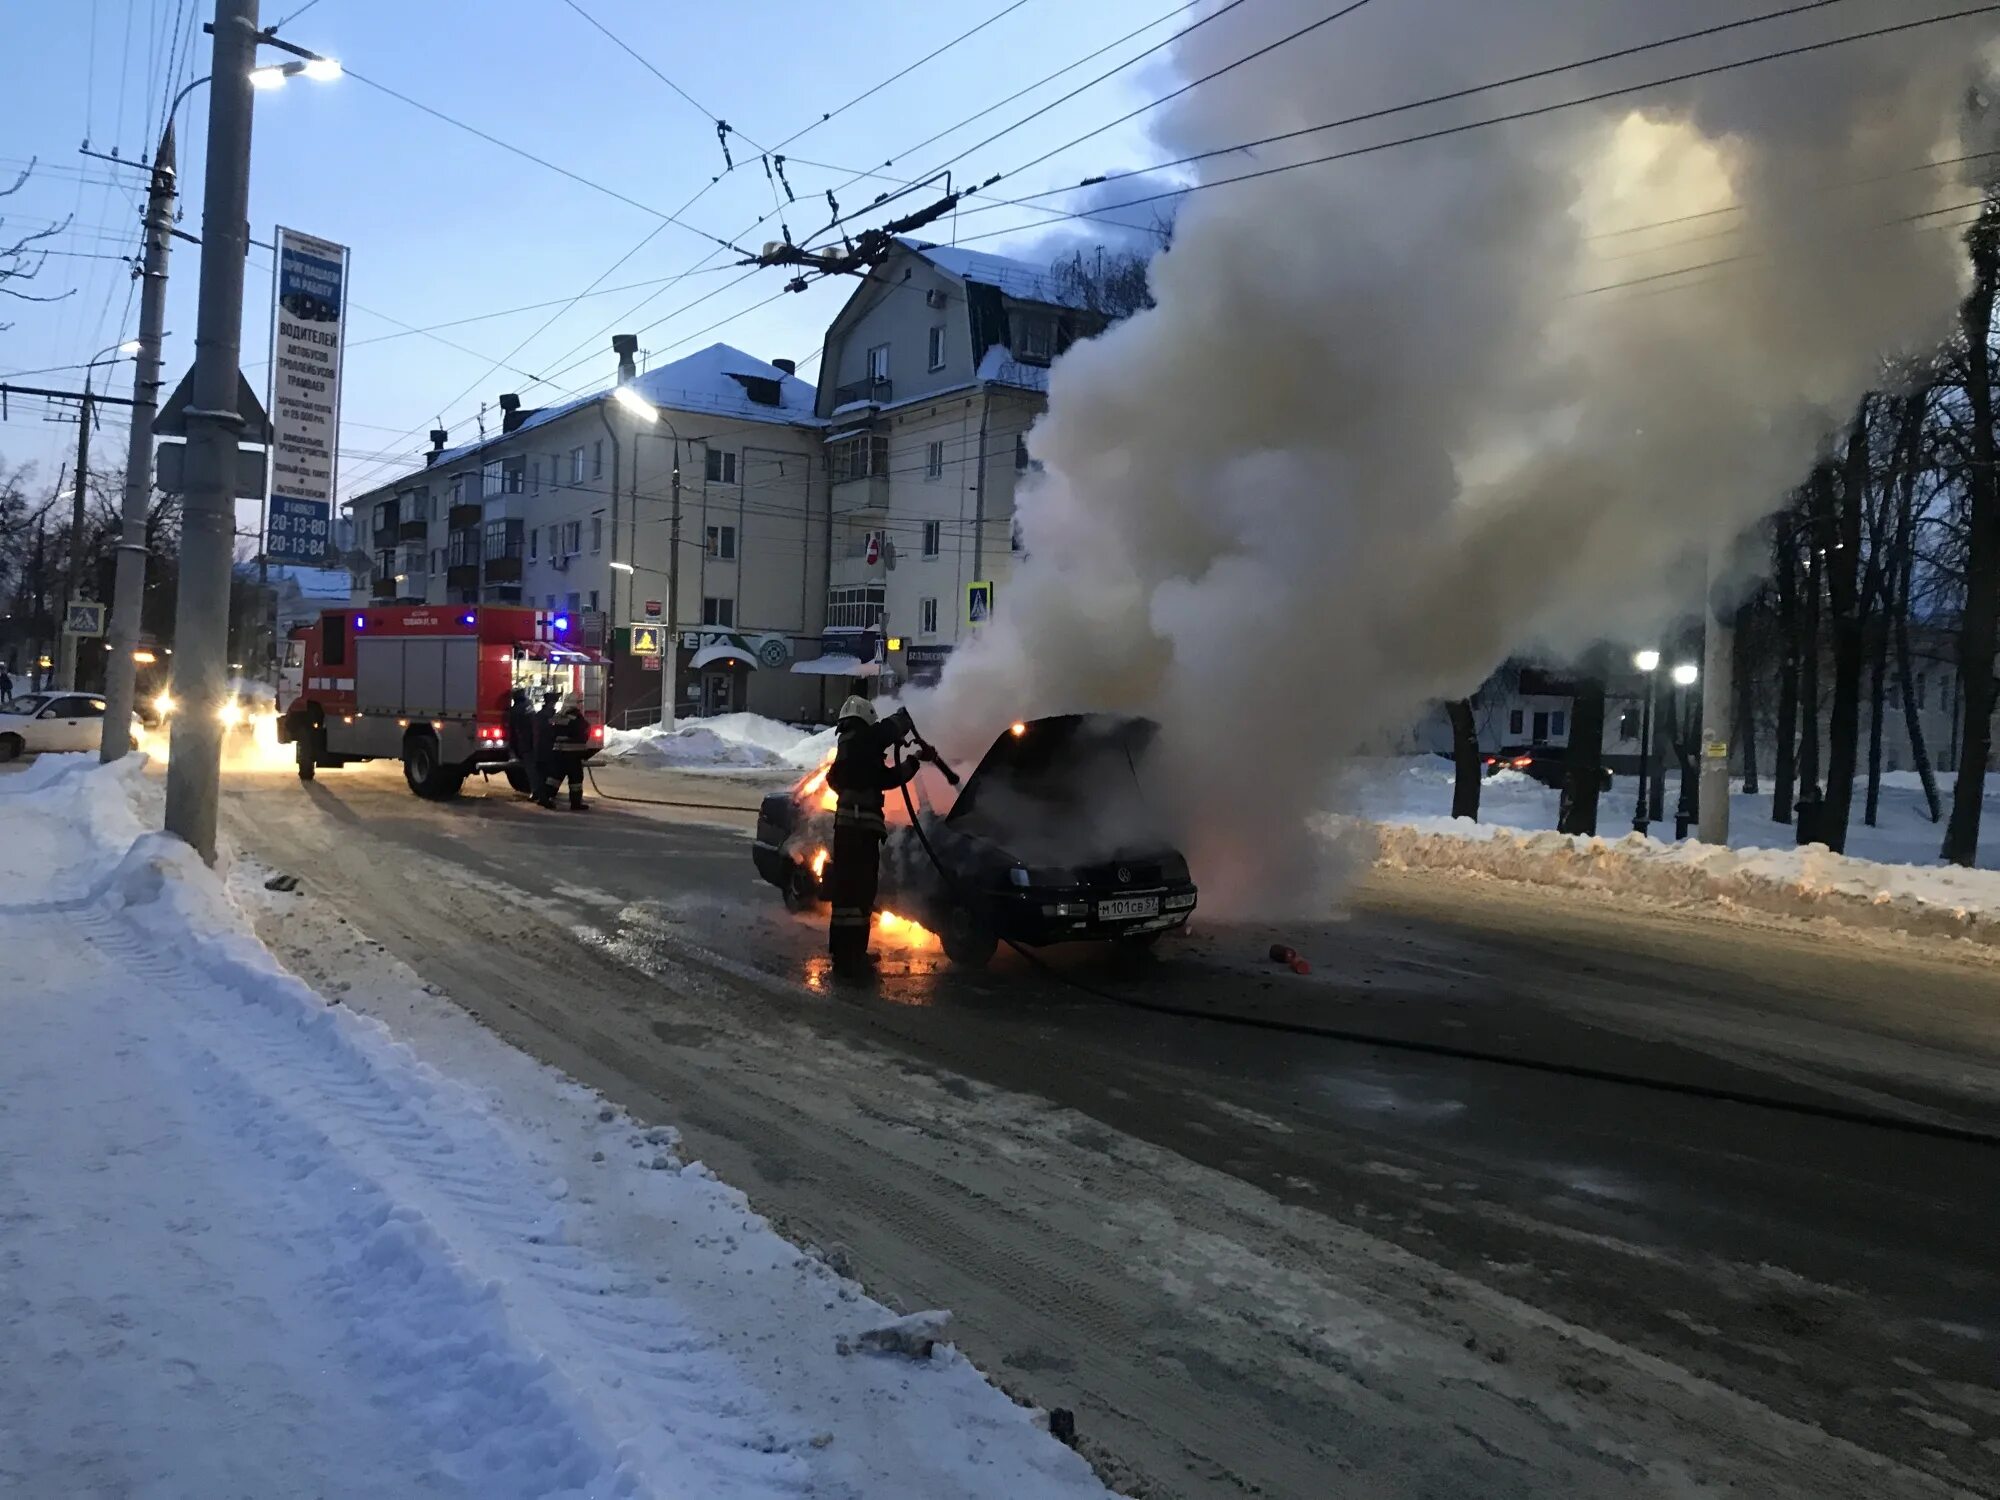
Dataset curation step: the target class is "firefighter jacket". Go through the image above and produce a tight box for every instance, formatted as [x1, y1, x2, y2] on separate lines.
[827, 723, 921, 836]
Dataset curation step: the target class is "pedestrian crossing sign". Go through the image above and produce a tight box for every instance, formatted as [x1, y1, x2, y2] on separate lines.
[629, 625, 661, 656]
[65, 601, 106, 637]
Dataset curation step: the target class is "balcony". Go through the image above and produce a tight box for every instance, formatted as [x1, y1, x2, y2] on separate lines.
[447, 562, 480, 592]
[483, 554, 523, 584]
[372, 521, 399, 548]
[832, 376, 892, 408]
[448, 503, 481, 530]
[398, 516, 429, 542]
[371, 575, 399, 600]
[831, 474, 889, 515]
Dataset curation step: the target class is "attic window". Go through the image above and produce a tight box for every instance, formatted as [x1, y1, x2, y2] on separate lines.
[1014, 313, 1055, 363]
[728, 373, 782, 407]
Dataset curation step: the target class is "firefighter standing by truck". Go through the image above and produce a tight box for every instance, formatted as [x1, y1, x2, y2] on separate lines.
[534, 690, 592, 810]
[826, 696, 936, 979]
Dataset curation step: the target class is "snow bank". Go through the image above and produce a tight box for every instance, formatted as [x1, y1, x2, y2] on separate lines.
[1370, 809, 2000, 946]
[0, 763, 1112, 1499]
[601, 713, 832, 772]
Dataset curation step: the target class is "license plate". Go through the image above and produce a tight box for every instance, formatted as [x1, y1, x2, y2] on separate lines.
[1097, 896, 1159, 921]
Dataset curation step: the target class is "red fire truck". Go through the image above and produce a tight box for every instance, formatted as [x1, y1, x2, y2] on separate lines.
[276, 604, 606, 798]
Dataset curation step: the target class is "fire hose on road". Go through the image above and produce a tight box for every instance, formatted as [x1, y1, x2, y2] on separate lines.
[883, 736, 2000, 1152]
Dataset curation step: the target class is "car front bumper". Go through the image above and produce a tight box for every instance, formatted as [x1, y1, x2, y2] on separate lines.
[989, 884, 1198, 946]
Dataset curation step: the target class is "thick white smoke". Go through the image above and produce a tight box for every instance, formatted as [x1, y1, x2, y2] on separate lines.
[920, 0, 1998, 911]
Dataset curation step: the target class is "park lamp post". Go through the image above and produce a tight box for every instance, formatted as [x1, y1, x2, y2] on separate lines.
[1630, 649, 1660, 833]
[1670, 662, 1699, 839]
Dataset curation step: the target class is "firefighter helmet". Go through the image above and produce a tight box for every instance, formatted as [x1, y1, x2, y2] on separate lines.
[836, 695, 876, 726]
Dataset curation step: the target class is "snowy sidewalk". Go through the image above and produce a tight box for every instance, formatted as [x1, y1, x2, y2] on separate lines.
[0, 756, 1109, 1500]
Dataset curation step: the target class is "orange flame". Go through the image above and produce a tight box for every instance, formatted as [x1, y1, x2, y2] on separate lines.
[810, 847, 830, 878]
[875, 910, 941, 950]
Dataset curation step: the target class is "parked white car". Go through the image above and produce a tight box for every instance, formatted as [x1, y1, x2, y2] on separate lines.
[0, 692, 143, 761]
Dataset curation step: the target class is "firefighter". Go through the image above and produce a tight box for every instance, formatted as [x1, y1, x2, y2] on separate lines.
[505, 687, 535, 784]
[825, 695, 928, 979]
[535, 689, 590, 810]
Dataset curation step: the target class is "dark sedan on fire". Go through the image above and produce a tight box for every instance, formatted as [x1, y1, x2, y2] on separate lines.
[754, 713, 1198, 967]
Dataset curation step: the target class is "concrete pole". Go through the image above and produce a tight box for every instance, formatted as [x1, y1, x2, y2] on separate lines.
[102, 126, 177, 760]
[57, 380, 93, 690]
[165, 0, 259, 863]
[1698, 557, 1735, 847]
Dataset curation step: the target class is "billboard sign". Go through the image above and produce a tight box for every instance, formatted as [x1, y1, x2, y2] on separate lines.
[267, 495, 332, 565]
[267, 226, 348, 556]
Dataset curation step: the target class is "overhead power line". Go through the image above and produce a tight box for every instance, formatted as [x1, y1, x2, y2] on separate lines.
[969, 0, 1856, 216]
[945, 3, 2000, 246]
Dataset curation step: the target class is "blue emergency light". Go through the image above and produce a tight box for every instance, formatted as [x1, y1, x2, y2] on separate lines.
[554, 614, 570, 633]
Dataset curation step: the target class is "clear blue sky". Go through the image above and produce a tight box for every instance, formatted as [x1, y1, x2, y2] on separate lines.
[0, 0, 1177, 510]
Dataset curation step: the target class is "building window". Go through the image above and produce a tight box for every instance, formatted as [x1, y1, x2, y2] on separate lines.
[1015, 433, 1030, 472]
[1508, 708, 1524, 737]
[564, 520, 581, 556]
[702, 596, 735, 627]
[704, 448, 738, 484]
[447, 529, 478, 568]
[830, 432, 887, 484]
[529, 528, 538, 561]
[706, 524, 736, 560]
[921, 520, 941, 558]
[867, 343, 890, 382]
[590, 515, 603, 554]
[825, 584, 886, 630]
[482, 459, 503, 498]
[1014, 314, 1055, 362]
[592, 440, 604, 479]
[920, 596, 938, 635]
[1551, 709, 1568, 739]
[501, 455, 526, 494]
[925, 441, 944, 480]
[1618, 707, 1640, 742]
[551, 452, 563, 489]
[589, 589, 599, 611]
[570, 447, 585, 484]
[449, 473, 470, 506]
[530, 459, 540, 495]
[927, 325, 945, 371]
[431, 548, 444, 574]
[482, 519, 522, 561]
[566, 591, 580, 614]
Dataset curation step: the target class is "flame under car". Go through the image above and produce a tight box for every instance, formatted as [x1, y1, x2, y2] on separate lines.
[754, 714, 1198, 968]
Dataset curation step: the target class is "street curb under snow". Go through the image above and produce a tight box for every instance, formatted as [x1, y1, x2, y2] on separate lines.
[1372, 817, 2000, 947]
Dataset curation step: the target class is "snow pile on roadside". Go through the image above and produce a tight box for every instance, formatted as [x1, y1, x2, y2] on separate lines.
[1371, 813, 2000, 944]
[0, 762, 1112, 1500]
[602, 713, 833, 772]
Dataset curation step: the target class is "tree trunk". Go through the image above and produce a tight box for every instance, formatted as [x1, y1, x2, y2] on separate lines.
[1735, 597, 1760, 797]
[1866, 614, 1887, 827]
[1818, 430, 1868, 856]
[1895, 459, 1943, 821]
[1772, 514, 1801, 823]
[1798, 506, 1824, 803]
[1946, 215, 2000, 867]
[1447, 698, 1482, 820]
[1559, 670, 1607, 837]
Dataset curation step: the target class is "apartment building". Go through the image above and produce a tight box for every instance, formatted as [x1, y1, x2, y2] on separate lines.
[805, 238, 1107, 691]
[345, 342, 827, 722]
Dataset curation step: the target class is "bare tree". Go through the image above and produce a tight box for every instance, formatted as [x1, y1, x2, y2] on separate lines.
[1446, 698, 1482, 820]
[1945, 210, 2000, 867]
[0, 160, 74, 330]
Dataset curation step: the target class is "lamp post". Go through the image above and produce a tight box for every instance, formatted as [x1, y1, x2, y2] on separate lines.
[611, 384, 681, 733]
[1630, 649, 1659, 833]
[55, 341, 141, 690]
[608, 558, 673, 728]
[1670, 661, 1699, 839]
[164, 0, 341, 863]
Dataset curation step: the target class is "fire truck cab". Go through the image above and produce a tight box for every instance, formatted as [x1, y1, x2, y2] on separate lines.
[277, 604, 606, 798]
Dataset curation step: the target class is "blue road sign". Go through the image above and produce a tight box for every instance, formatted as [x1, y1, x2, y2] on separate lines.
[267, 495, 331, 565]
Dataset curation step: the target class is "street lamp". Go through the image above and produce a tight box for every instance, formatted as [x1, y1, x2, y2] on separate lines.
[612, 386, 681, 733]
[1671, 661, 1699, 687]
[1668, 662, 1700, 838]
[1631, 649, 1660, 833]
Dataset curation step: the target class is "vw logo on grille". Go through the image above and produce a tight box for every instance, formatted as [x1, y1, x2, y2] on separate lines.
[1117, 866, 1131, 884]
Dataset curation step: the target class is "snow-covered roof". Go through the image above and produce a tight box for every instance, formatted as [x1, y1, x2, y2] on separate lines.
[898, 239, 1089, 311]
[267, 565, 353, 600]
[393, 344, 820, 485]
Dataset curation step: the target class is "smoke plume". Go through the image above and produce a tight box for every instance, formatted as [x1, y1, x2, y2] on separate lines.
[917, 0, 1999, 912]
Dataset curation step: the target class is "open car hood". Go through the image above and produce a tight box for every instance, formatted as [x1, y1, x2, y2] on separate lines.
[943, 714, 1174, 861]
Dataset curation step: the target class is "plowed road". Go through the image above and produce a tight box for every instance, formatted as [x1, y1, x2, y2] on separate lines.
[226, 762, 2000, 1500]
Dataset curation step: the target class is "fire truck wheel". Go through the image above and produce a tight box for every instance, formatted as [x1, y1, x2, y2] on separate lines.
[295, 726, 317, 781]
[504, 766, 533, 796]
[402, 733, 460, 799]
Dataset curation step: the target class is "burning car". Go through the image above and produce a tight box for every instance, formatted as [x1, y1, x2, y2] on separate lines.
[754, 713, 1198, 968]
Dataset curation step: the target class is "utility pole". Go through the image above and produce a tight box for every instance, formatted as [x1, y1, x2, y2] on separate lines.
[57, 380, 94, 690]
[102, 126, 177, 761]
[1698, 557, 1735, 847]
[165, 0, 259, 864]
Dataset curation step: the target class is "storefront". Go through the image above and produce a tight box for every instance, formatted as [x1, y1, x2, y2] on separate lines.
[902, 643, 953, 689]
[676, 630, 797, 719]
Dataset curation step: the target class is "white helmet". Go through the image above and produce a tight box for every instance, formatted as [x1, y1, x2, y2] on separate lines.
[837, 695, 877, 726]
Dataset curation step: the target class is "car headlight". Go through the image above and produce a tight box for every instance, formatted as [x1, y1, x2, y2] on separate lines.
[217, 699, 246, 728]
[1161, 852, 1190, 882]
[152, 693, 175, 715]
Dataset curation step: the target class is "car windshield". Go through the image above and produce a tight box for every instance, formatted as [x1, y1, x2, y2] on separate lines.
[4, 693, 50, 717]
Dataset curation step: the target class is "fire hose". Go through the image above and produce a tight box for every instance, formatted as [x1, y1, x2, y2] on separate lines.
[887, 737, 2000, 1151]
